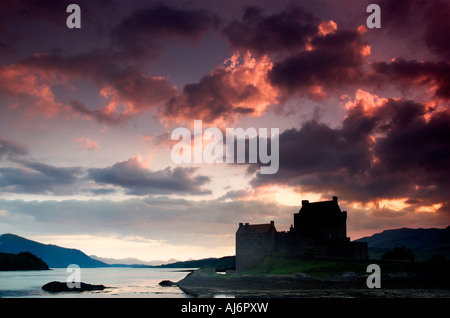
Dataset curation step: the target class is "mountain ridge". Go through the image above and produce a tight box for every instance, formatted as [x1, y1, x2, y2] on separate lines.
[2, 225, 449, 268]
[0, 233, 108, 268]
[90, 254, 180, 266]
[355, 225, 450, 260]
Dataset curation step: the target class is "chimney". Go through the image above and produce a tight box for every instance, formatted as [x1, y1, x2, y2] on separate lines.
[301, 200, 309, 206]
[333, 196, 338, 203]
[270, 221, 274, 226]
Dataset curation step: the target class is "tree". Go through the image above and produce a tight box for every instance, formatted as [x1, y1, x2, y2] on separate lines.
[381, 246, 415, 261]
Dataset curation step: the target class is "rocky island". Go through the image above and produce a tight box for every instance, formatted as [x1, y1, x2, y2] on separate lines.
[42, 281, 108, 292]
[0, 252, 49, 271]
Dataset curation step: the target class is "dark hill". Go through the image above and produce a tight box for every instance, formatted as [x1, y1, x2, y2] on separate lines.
[151, 256, 236, 271]
[355, 226, 450, 260]
[0, 234, 108, 268]
[0, 252, 49, 271]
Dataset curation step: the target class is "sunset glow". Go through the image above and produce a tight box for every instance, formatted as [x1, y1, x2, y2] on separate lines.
[0, 0, 449, 263]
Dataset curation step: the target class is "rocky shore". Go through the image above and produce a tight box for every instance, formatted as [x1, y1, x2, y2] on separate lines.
[174, 268, 450, 298]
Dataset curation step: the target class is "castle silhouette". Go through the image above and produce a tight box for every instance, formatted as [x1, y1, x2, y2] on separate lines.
[236, 196, 368, 272]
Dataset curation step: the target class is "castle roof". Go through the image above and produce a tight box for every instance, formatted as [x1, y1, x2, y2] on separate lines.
[237, 222, 276, 234]
[298, 196, 342, 216]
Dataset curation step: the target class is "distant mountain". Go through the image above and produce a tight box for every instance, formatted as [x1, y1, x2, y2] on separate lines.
[90, 255, 180, 266]
[355, 226, 450, 260]
[0, 234, 108, 268]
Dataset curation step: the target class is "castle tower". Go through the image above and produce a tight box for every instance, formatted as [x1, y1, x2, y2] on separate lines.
[235, 221, 276, 272]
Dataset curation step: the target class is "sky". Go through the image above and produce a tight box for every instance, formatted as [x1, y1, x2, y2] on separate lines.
[0, 0, 449, 263]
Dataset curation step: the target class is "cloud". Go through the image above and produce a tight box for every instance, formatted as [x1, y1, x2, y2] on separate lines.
[0, 0, 113, 29]
[2, 4, 217, 124]
[2, 2, 216, 123]
[217, 189, 252, 201]
[97, 65, 177, 115]
[112, 3, 221, 61]
[0, 0, 70, 26]
[0, 2, 373, 126]
[0, 63, 65, 117]
[19, 52, 177, 121]
[0, 153, 213, 197]
[422, 1, 450, 60]
[69, 100, 129, 125]
[379, 0, 450, 60]
[268, 27, 370, 99]
[371, 58, 450, 100]
[80, 187, 118, 196]
[252, 91, 450, 216]
[0, 50, 175, 124]
[74, 137, 99, 151]
[88, 156, 212, 196]
[162, 52, 278, 123]
[222, 5, 318, 56]
[0, 160, 83, 195]
[221, 5, 371, 102]
[0, 139, 28, 159]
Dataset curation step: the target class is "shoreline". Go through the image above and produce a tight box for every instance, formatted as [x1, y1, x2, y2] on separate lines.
[175, 267, 450, 298]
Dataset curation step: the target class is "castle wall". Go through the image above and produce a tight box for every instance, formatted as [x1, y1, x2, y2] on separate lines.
[236, 223, 276, 272]
[274, 231, 303, 257]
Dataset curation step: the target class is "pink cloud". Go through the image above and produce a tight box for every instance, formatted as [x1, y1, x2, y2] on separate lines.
[0, 64, 65, 117]
[74, 137, 99, 151]
[162, 52, 279, 125]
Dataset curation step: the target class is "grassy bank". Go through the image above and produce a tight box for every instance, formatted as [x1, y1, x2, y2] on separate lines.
[238, 258, 369, 279]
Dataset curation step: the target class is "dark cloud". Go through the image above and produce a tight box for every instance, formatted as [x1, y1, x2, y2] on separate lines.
[161, 5, 373, 123]
[0, 0, 70, 26]
[0, 139, 28, 159]
[0, 140, 85, 195]
[222, 5, 318, 56]
[112, 3, 221, 61]
[80, 187, 118, 196]
[423, 1, 450, 60]
[371, 58, 450, 100]
[0, 154, 213, 197]
[0, 160, 83, 195]
[252, 98, 450, 210]
[2, 2, 219, 123]
[380, 0, 450, 60]
[22, 50, 177, 103]
[88, 157, 212, 195]
[268, 28, 368, 97]
[0, 0, 113, 29]
[163, 67, 242, 123]
[374, 104, 450, 187]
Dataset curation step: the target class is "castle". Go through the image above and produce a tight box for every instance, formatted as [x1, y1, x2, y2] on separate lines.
[235, 196, 368, 272]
